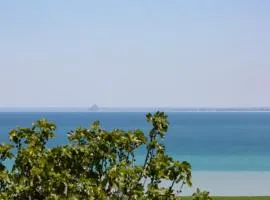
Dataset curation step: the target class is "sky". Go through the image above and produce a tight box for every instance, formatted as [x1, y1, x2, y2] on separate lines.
[0, 0, 270, 108]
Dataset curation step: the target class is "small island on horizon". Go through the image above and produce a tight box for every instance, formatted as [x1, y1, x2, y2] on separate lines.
[88, 104, 100, 112]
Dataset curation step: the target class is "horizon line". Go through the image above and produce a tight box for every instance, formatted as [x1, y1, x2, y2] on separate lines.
[1, 106, 270, 108]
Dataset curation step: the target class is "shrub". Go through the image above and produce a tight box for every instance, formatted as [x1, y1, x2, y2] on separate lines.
[0, 112, 211, 199]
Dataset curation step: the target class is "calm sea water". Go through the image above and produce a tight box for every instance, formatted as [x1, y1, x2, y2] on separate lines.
[1, 112, 270, 171]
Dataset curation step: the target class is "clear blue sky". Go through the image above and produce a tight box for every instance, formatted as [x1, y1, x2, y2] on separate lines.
[1, 0, 270, 107]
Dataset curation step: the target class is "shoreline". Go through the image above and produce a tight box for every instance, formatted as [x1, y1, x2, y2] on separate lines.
[177, 171, 270, 196]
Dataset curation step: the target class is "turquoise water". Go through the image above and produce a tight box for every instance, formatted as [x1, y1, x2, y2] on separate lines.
[1, 112, 270, 171]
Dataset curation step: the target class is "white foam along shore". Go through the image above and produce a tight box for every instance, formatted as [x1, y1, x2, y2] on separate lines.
[173, 171, 270, 196]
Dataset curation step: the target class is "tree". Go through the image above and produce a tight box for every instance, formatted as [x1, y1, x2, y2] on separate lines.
[0, 112, 211, 199]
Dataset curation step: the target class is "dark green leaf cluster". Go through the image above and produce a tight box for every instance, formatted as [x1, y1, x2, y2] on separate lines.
[0, 112, 211, 200]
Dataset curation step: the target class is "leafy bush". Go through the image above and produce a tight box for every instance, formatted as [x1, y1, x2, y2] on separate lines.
[0, 112, 211, 199]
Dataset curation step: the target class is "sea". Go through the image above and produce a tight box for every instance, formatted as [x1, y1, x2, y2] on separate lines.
[1, 112, 270, 196]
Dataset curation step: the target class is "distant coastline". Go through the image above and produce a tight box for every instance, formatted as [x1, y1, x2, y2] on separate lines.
[1, 107, 270, 112]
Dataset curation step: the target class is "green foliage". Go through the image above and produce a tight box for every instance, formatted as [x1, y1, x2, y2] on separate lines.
[0, 112, 211, 199]
[192, 188, 212, 200]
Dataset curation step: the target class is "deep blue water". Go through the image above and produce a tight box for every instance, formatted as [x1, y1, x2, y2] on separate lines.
[1, 112, 270, 171]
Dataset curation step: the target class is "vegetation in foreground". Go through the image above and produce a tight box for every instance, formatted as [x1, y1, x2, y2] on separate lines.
[0, 111, 211, 199]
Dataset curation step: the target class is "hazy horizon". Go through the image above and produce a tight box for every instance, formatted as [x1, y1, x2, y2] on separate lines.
[1, 1, 270, 107]
[1, 104, 270, 108]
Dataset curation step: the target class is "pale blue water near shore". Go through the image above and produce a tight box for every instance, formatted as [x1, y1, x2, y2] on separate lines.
[1, 112, 270, 195]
